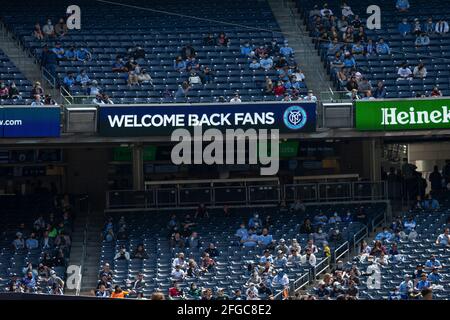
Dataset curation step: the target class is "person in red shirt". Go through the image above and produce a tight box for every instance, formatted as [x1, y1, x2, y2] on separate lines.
[273, 81, 286, 97]
[168, 281, 184, 299]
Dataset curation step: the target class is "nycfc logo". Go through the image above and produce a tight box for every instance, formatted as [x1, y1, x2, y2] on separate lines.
[283, 106, 307, 130]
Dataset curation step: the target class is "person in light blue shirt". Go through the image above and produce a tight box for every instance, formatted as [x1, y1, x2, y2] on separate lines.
[398, 18, 412, 36]
[259, 250, 274, 265]
[52, 42, 65, 59]
[259, 55, 273, 70]
[241, 229, 259, 247]
[235, 223, 248, 240]
[415, 273, 431, 291]
[249, 59, 260, 70]
[425, 255, 442, 270]
[342, 53, 356, 68]
[258, 228, 274, 247]
[314, 212, 328, 226]
[375, 227, 393, 241]
[64, 46, 76, 61]
[396, 0, 410, 12]
[351, 41, 364, 55]
[63, 72, 76, 88]
[240, 42, 253, 57]
[280, 42, 294, 57]
[248, 214, 262, 230]
[415, 33, 430, 46]
[403, 217, 416, 232]
[423, 194, 440, 210]
[428, 268, 442, 283]
[376, 38, 390, 54]
[25, 233, 39, 250]
[76, 69, 90, 86]
[398, 275, 413, 299]
[328, 212, 342, 224]
[273, 251, 288, 269]
[75, 47, 92, 61]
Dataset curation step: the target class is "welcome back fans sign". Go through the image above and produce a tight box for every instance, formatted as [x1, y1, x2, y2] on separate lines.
[97, 102, 317, 136]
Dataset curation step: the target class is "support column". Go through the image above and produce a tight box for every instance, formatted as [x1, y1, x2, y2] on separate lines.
[132, 144, 144, 191]
[362, 139, 382, 181]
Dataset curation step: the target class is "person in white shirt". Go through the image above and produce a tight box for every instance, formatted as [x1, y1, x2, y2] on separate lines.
[31, 94, 44, 107]
[271, 269, 289, 289]
[341, 3, 354, 17]
[172, 253, 187, 270]
[246, 290, 260, 300]
[114, 246, 130, 260]
[229, 94, 242, 103]
[320, 4, 333, 17]
[435, 19, 449, 34]
[436, 228, 450, 247]
[92, 93, 105, 106]
[303, 90, 317, 102]
[171, 265, 186, 281]
[292, 69, 305, 82]
[301, 248, 317, 267]
[397, 63, 413, 80]
[42, 19, 55, 37]
[188, 72, 202, 85]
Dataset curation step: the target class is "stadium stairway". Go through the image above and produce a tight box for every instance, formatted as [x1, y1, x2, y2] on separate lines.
[66, 209, 104, 295]
[0, 21, 58, 101]
[268, 0, 334, 97]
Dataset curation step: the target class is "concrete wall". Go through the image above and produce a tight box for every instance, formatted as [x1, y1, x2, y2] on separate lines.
[408, 142, 450, 172]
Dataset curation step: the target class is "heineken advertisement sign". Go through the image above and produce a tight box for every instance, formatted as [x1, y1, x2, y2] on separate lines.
[356, 99, 450, 131]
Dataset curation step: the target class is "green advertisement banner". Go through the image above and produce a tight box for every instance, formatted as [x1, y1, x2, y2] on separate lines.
[356, 98, 450, 131]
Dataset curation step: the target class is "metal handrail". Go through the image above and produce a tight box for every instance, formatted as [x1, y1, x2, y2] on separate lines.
[313, 257, 330, 279]
[75, 196, 89, 296]
[292, 272, 310, 292]
[353, 226, 369, 252]
[333, 241, 349, 264]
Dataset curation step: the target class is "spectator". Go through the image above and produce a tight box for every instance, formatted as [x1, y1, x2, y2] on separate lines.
[259, 54, 273, 70]
[255, 45, 267, 59]
[112, 56, 128, 72]
[398, 18, 412, 37]
[52, 42, 65, 60]
[0, 82, 9, 99]
[235, 222, 248, 241]
[187, 232, 200, 250]
[341, 2, 354, 17]
[64, 46, 77, 61]
[397, 63, 413, 80]
[21, 271, 36, 292]
[181, 43, 196, 60]
[25, 233, 39, 250]
[280, 41, 294, 57]
[424, 17, 435, 34]
[429, 166, 442, 192]
[424, 194, 440, 210]
[42, 18, 55, 37]
[351, 41, 365, 56]
[54, 18, 68, 37]
[373, 81, 387, 98]
[171, 265, 186, 281]
[203, 33, 215, 46]
[248, 213, 262, 230]
[301, 248, 317, 267]
[204, 243, 219, 258]
[415, 273, 431, 291]
[188, 71, 202, 85]
[31, 94, 44, 107]
[425, 254, 442, 270]
[217, 32, 230, 46]
[173, 56, 187, 72]
[365, 39, 376, 56]
[264, 77, 273, 94]
[137, 69, 153, 84]
[170, 232, 185, 249]
[412, 63, 427, 79]
[428, 268, 442, 283]
[63, 72, 76, 89]
[430, 86, 442, 97]
[200, 253, 215, 272]
[412, 18, 422, 35]
[313, 227, 328, 246]
[229, 93, 242, 103]
[415, 33, 430, 47]
[249, 59, 261, 70]
[111, 285, 129, 299]
[172, 253, 187, 270]
[271, 269, 289, 290]
[200, 66, 214, 83]
[396, 0, 410, 12]
[12, 232, 25, 250]
[435, 19, 449, 34]
[76, 69, 91, 86]
[33, 23, 44, 40]
[299, 218, 313, 234]
[92, 93, 105, 105]
[131, 244, 148, 259]
[376, 38, 391, 54]
[375, 227, 393, 241]
[342, 52, 356, 70]
[75, 47, 92, 62]
[273, 81, 285, 97]
[241, 228, 259, 247]
[240, 41, 254, 57]
[114, 245, 130, 261]
[398, 275, 413, 299]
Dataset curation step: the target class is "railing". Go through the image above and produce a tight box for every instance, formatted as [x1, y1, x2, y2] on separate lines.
[333, 241, 349, 264]
[292, 272, 310, 293]
[284, 181, 387, 203]
[370, 211, 387, 233]
[352, 226, 369, 252]
[319, 90, 352, 102]
[313, 257, 330, 280]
